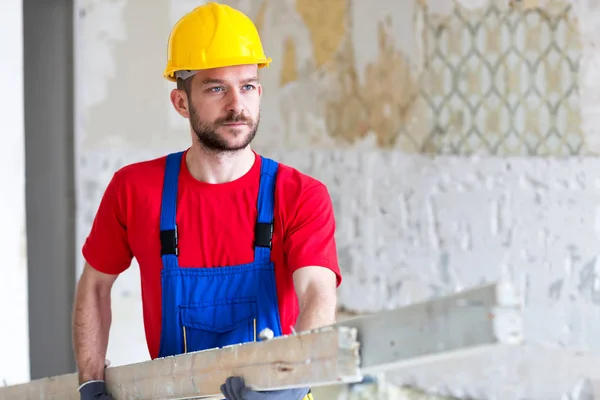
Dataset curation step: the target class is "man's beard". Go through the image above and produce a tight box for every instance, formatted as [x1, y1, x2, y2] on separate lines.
[190, 106, 259, 153]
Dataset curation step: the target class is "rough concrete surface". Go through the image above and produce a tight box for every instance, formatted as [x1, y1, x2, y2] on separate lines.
[74, 0, 600, 398]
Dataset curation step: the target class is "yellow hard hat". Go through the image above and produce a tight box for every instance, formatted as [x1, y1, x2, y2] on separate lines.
[163, 2, 272, 82]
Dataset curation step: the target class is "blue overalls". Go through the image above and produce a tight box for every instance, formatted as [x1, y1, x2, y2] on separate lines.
[157, 151, 284, 357]
[155, 151, 314, 400]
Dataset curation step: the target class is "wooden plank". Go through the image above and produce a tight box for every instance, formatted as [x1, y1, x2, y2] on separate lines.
[335, 281, 523, 373]
[0, 281, 536, 399]
[6, 279, 598, 399]
[0, 326, 361, 400]
[0, 281, 524, 399]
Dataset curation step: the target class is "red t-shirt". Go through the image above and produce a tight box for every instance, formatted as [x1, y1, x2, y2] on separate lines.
[82, 149, 342, 360]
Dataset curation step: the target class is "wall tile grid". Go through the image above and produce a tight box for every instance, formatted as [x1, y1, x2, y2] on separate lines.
[414, 1, 583, 156]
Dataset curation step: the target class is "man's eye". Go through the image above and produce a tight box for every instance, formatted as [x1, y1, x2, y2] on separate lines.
[210, 87, 224, 92]
[242, 84, 255, 91]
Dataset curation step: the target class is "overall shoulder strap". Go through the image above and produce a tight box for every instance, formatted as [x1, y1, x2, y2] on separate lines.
[254, 156, 278, 263]
[159, 151, 184, 269]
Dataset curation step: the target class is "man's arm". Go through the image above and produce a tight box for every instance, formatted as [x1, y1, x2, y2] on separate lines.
[284, 182, 341, 333]
[221, 181, 340, 399]
[292, 266, 338, 332]
[72, 262, 119, 384]
[72, 170, 133, 399]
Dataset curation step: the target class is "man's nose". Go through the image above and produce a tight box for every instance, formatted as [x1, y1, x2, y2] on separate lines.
[226, 91, 244, 115]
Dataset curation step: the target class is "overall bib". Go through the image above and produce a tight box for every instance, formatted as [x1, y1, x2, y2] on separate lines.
[157, 151, 283, 357]
[156, 151, 314, 399]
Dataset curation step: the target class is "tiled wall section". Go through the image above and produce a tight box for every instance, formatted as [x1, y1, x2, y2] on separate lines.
[77, 0, 587, 157]
[417, 1, 583, 156]
[249, 0, 585, 156]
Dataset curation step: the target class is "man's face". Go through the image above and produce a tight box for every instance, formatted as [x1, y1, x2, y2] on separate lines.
[182, 64, 262, 153]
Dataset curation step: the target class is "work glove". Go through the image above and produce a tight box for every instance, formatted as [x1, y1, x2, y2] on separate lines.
[78, 380, 115, 400]
[221, 376, 309, 400]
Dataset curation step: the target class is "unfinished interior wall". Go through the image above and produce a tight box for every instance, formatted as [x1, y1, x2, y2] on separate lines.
[0, 0, 29, 386]
[75, 0, 600, 397]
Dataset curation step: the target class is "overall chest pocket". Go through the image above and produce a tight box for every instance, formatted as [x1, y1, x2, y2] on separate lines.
[179, 297, 258, 353]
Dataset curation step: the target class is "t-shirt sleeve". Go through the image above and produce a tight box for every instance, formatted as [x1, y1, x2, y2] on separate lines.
[283, 182, 342, 287]
[82, 170, 133, 275]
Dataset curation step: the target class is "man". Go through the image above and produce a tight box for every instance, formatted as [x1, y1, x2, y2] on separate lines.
[72, 3, 341, 400]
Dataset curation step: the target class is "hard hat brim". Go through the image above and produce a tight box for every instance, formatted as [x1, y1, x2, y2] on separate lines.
[163, 56, 272, 82]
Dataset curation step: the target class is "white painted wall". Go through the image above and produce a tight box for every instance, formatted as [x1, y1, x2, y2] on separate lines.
[0, 0, 29, 386]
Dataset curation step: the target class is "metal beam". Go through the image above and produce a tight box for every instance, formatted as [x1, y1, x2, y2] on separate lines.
[336, 281, 523, 373]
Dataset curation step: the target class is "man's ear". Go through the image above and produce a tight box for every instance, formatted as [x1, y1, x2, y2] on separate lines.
[170, 88, 190, 118]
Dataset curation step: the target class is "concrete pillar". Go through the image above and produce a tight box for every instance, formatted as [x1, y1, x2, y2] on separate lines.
[23, 0, 76, 380]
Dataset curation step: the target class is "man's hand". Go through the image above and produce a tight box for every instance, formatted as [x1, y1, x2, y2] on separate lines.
[78, 380, 115, 400]
[220, 376, 309, 400]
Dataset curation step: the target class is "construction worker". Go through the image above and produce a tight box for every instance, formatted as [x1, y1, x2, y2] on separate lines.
[72, 2, 341, 400]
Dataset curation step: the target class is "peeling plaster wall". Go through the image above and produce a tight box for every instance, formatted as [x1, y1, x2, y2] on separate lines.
[75, 0, 600, 397]
[0, 0, 29, 386]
